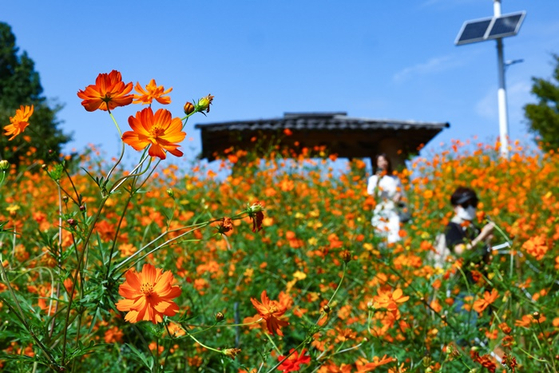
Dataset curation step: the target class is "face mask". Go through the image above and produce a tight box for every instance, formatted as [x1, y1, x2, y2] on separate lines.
[457, 205, 476, 221]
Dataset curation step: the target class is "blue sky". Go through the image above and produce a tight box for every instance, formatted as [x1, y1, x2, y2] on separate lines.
[3, 1, 559, 163]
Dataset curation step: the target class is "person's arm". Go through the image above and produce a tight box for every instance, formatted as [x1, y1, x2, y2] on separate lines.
[454, 222, 494, 256]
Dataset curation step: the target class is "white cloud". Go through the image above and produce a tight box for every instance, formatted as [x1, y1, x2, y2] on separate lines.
[393, 55, 460, 82]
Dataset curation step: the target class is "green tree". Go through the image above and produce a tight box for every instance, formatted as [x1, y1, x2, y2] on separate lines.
[524, 54, 559, 151]
[0, 22, 70, 167]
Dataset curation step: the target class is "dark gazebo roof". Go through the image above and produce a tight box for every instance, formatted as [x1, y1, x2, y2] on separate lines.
[195, 112, 449, 164]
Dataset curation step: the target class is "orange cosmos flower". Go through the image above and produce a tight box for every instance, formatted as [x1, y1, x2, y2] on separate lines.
[373, 288, 409, 315]
[277, 349, 311, 372]
[4, 105, 33, 140]
[77, 70, 133, 112]
[355, 355, 396, 372]
[521, 235, 548, 260]
[116, 263, 182, 324]
[472, 288, 499, 314]
[133, 79, 172, 105]
[122, 107, 186, 159]
[250, 290, 289, 336]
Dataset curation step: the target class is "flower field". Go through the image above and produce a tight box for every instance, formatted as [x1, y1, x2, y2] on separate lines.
[0, 71, 558, 372]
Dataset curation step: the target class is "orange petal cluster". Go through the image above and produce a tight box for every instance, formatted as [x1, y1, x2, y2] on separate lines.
[133, 79, 172, 105]
[521, 235, 549, 260]
[473, 288, 499, 314]
[116, 263, 181, 324]
[4, 105, 33, 141]
[77, 70, 133, 112]
[372, 288, 409, 319]
[250, 290, 290, 336]
[122, 107, 186, 159]
[277, 349, 311, 372]
[355, 355, 396, 372]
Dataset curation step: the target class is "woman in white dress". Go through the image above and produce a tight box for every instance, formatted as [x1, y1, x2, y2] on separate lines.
[367, 154, 404, 244]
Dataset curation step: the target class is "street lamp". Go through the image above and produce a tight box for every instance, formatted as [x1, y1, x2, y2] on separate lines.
[455, 0, 526, 159]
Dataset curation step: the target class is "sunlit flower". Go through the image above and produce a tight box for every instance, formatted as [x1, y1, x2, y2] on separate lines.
[4, 105, 33, 140]
[473, 288, 499, 314]
[250, 290, 289, 336]
[355, 355, 396, 372]
[116, 263, 182, 324]
[277, 349, 311, 372]
[122, 107, 186, 160]
[6, 204, 20, 216]
[167, 321, 186, 337]
[372, 288, 409, 319]
[522, 235, 548, 260]
[77, 70, 133, 112]
[133, 79, 172, 105]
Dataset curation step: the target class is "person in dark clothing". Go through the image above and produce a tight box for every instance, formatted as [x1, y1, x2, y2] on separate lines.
[445, 187, 494, 281]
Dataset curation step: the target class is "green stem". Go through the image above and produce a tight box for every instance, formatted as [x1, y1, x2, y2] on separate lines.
[105, 141, 126, 182]
[185, 330, 222, 354]
[109, 111, 122, 137]
[104, 194, 132, 281]
[0, 259, 58, 367]
[264, 332, 281, 354]
[535, 320, 557, 372]
[61, 196, 109, 365]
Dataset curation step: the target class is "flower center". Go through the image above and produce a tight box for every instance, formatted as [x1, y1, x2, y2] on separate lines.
[150, 126, 165, 138]
[140, 283, 154, 296]
[265, 305, 278, 315]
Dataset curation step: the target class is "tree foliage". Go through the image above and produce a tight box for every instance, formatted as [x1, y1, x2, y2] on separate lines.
[524, 54, 559, 151]
[0, 22, 70, 167]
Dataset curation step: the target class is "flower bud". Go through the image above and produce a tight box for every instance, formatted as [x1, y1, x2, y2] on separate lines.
[532, 311, 540, 320]
[222, 348, 241, 359]
[322, 305, 330, 313]
[67, 218, 77, 227]
[0, 160, 9, 171]
[166, 188, 175, 199]
[183, 101, 195, 115]
[79, 205, 86, 211]
[215, 311, 225, 322]
[248, 200, 265, 213]
[196, 94, 214, 113]
[340, 250, 351, 263]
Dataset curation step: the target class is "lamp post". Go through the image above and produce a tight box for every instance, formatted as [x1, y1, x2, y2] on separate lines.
[455, 0, 526, 159]
[494, 0, 509, 158]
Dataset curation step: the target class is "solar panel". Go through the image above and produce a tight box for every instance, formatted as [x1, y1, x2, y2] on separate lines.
[456, 18, 492, 45]
[455, 12, 526, 46]
[487, 12, 525, 40]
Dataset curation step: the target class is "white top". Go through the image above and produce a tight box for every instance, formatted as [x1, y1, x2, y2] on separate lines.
[367, 174, 403, 211]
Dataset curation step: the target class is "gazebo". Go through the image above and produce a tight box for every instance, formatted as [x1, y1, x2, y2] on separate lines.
[195, 112, 449, 168]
